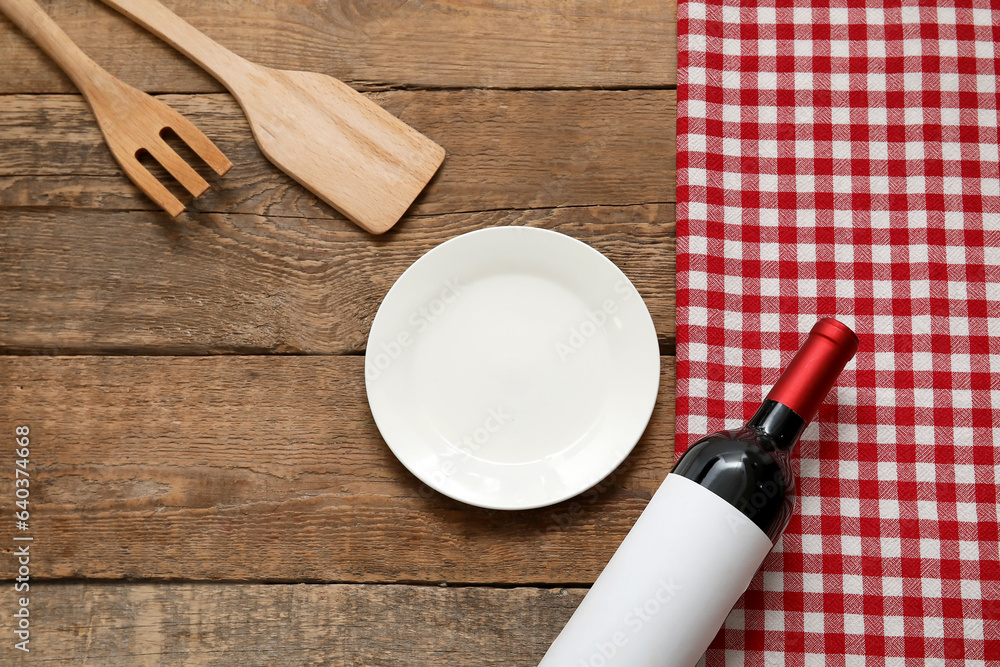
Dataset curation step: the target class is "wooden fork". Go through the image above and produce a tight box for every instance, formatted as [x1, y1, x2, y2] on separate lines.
[98, 0, 446, 234]
[0, 0, 232, 216]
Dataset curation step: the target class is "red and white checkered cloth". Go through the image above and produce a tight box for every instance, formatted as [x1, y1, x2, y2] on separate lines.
[676, 1, 999, 664]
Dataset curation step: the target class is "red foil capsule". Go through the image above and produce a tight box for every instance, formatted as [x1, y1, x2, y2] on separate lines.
[765, 318, 860, 422]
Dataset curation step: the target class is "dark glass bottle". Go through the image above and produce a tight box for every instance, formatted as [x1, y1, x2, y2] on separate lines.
[673, 399, 803, 542]
[674, 317, 859, 543]
[540, 318, 859, 667]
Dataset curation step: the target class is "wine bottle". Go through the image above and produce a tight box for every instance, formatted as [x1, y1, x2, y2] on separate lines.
[538, 318, 859, 667]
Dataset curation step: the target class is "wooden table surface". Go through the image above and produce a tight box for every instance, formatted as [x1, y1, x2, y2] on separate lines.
[0, 1, 676, 663]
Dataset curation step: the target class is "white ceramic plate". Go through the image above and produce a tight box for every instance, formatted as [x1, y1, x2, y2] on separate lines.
[365, 226, 660, 510]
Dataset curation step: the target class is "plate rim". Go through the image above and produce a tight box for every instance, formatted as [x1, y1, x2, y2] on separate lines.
[365, 225, 661, 510]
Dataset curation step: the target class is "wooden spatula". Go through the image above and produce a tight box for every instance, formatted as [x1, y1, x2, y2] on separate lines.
[0, 0, 232, 216]
[98, 0, 445, 234]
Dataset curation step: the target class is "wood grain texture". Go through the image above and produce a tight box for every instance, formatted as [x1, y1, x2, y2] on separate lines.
[0, 356, 675, 583]
[0, 0, 676, 94]
[0, 583, 583, 665]
[0, 0, 232, 216]
[0, 0, 680, 662]
[0, 90, 677, 216]
[0, 204, 674, 354]
[94, 0, 446, 234]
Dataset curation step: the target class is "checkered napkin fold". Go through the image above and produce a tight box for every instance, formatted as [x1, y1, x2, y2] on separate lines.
[676, 1, 999, 664]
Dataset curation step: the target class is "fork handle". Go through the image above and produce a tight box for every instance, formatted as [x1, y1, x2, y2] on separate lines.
[97, 0, 253, 88]
[0, 0, 105, 91]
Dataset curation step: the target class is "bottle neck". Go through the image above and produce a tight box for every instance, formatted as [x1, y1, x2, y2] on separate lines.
[747, 399, 806, 452]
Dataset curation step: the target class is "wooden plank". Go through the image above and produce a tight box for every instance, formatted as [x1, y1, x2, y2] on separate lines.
[0, 582, 583, 665]
[0, 90, 677, 216]
[0, 356, 675, 583]
[0, 204, 675, 354]
[0, 0, 677, 94]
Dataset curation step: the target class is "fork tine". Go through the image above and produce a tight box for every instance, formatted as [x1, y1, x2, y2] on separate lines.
[145, 139, 211, 198]
[165, 114, 233, 177]
[116, 152, 185, 217]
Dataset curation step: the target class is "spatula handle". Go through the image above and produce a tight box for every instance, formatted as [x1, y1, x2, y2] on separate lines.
[0, 0, 104, 90]
[97, 0, 252, 86]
